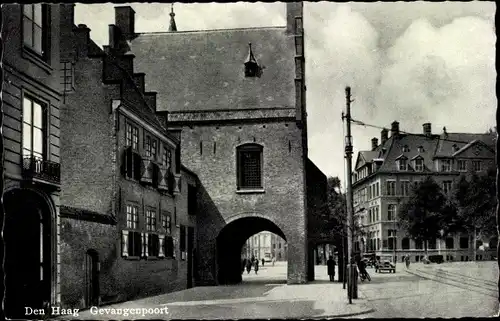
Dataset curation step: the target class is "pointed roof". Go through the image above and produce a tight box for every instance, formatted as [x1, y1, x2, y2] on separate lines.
[169, 4, 177, 32]
[245, 42, 258, 65]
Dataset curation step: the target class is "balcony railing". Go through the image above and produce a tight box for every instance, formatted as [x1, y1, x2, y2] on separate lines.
[23, 156, 61, 185]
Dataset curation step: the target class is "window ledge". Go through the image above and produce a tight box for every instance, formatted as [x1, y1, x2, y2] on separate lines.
[22, 47, 52, 74]
[236, 188, 265, 194]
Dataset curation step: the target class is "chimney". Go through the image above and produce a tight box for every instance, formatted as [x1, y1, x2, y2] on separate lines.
[133, 73, 145, 93]
[144, 91, 157, 111]
[371, 137, 378, 151]
[115, 6, 135, 40]
[108, 24, 118, 50]
[423, 123, 432, 136]
[391, 121, 400, 137]
[60, 4, 75, 32]
[381, 128, 388, 144]
[286, 2, 303, 35]
[74, 24, 91, 57]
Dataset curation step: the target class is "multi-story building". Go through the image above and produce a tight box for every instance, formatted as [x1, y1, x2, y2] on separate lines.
[353, 121, 496, 263]
[57, 4, 197, 309]
[2, 4, 64, 318]
[243, 231, 287, 262]
[111, 2, 327, 286]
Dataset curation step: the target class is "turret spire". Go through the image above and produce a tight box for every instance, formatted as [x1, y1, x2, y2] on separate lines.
[169, 3, 177, 32]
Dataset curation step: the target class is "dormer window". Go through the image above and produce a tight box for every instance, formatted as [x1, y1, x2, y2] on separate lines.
[396, 155, 408, 171]
[244, 43, 262, 78]
[402, 145, 410, 152]
[415, 158, 424, 172]
[398, 159, 408, 171]
[418, 146, 424, 153]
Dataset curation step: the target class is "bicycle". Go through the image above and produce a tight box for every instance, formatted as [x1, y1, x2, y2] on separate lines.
[359, 270, 371, 282]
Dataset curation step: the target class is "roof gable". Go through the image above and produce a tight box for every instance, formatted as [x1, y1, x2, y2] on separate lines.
[452, 140, 495, 158]
[129, 27, 296, 112]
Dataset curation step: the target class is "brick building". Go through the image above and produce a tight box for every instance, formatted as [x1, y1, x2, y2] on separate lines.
[2, 4, 63, 318]
[353, 121, 496, 263]
[110, 2, 328, 285]
[57, 4, 197, 309]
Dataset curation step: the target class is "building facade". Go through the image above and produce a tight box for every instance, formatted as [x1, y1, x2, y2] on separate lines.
[56, 4, 197, 309]
[2, 4, 64, 318]
[111, 2, 324, 285]
[353, 121, 497, 263]
[243, 231, 287, 262]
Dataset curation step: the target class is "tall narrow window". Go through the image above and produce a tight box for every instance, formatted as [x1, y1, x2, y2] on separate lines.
[23, 96, 45, 160]
[237, 144, 263, 190]
[442, 181, 452, 194]
[472, 160, 481, 172]
[146, 209, 159, 257]
[151, 139, 157, 159]
[145, 135, 152, 157]
[441, 159, 452, 172]
[401, 181, 410, 196]
[415, 158, 424, 172]
[126, 123, 139, 150]
[23, 4, 46, 57]
[387, 204, 396, 221]
[125, 205, 141, 257]
[398, 159, 408, 171]
[457, 160, 467, 172]
[386, 180, 396, 196]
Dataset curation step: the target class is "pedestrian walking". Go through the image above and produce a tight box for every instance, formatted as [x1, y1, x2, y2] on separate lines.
[241, 257, 247, 274]
[246, 259, 252, 274]
[254, 259, 259, 274]
[405, 255, 410, 269]
[262, 258, 265, 266]
[327, 255, 336, 282]
[272, 256, 276, 266]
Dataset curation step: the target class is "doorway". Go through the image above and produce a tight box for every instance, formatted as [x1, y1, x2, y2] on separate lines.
[4, 189, 52, 319]
[85, 249, 100, 307]
[187, 227, 194, 288]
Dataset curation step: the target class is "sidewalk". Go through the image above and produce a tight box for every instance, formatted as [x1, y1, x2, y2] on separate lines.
[64, 264, 374, 320]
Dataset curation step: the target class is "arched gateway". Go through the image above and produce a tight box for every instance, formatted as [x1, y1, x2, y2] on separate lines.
[4, 188, 55, 319]
[217, 216, 286, 284]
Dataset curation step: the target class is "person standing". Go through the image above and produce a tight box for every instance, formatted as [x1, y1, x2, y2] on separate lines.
[272, 256, 276, 266]
[405, 255, 410, 269]
[254, 259, 259, 274]
[327, 255, 336, 282]
[246, 259, 252, 274]
[262, 258, 265, 266]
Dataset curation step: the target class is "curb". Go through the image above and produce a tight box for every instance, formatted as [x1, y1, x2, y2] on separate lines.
[309, 308, 376, 319]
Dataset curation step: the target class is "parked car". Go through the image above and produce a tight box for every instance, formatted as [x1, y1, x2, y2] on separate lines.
[375, 255, 396, 273]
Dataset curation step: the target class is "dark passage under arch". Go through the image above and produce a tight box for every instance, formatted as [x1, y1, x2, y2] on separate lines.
[216, 216, 286, 285]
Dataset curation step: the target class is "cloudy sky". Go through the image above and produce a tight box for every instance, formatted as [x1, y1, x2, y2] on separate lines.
[75, 2, 496, 188]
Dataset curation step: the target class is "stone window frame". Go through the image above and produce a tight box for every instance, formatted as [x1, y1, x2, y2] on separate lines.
[457, 159, 467, 172]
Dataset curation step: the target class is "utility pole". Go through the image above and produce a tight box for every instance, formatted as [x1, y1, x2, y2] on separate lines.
[342, 86, 357, 304]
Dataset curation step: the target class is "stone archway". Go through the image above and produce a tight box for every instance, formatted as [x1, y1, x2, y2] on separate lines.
[4, 188, 54, 319]
[216, 216, 287, 285]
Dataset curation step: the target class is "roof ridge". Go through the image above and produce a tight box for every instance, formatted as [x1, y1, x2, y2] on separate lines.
[135, 26, 286, 35]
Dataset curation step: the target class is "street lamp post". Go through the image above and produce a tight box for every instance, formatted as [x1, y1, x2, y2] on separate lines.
[343, 86, 357, 303]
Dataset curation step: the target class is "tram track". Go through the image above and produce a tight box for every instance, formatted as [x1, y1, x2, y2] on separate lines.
[406, 268, 497, 298]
